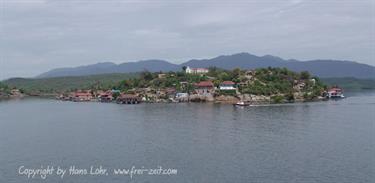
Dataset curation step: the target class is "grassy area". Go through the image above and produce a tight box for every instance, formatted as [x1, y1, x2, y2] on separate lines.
[4, 73, 138, 94]
[321, 77, 375, 90]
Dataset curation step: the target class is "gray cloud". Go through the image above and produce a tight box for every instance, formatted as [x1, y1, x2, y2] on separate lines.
[0, 0, 374, 79]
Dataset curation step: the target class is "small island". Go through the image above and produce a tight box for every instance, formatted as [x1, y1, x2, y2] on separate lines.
[55, 67, 329, 105]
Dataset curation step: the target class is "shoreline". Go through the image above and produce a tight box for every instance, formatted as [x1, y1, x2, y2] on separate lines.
[5, 94, 329, 106]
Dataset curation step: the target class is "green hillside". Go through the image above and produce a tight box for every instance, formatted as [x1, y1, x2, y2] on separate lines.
[321, 77, 375, 90]
[4, 73, 138, 94]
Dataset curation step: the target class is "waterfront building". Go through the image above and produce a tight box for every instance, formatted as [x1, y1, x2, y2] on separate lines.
[194, 81, 214, 95]
[98, 91, 113, 102]
[72, 91, 93, 102]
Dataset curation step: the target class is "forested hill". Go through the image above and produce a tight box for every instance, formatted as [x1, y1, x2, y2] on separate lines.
[36, 53, 375, 79]
[4, 73, 138, 94]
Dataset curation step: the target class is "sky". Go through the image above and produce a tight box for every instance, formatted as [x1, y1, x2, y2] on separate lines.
[0, 0, 374, 79]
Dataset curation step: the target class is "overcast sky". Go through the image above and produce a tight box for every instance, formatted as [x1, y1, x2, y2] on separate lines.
[0, 0, 374, 79]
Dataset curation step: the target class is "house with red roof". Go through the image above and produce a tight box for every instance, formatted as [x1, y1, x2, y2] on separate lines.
[194, 81, 214, 95]
[98, 90, 113, 102]
[72, 91, 93, 102]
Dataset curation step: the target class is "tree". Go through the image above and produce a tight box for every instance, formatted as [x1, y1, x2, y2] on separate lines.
[218, 72, 231, 81]
[141, 71, 154, 81]
[182, 66, 187, 71]
[300, 71, 310, 80]
[231, 68, 242, 79]
[285, 92, 295, 101]
[0, 82, 9, 91]
[213, 80, 221, 87]
[112, 92, 120, 100]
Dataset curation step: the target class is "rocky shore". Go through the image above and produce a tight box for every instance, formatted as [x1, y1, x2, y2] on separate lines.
[0, 89, 25, 100]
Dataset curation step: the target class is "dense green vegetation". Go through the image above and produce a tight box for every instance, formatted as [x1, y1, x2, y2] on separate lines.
[0, 82, 12, 98]
[239, 68, 325, 97]
[321, 77, 375, 90]
[0, 82, 10, 94]
[4, 73, 138, 94]
[0, 82, 9, 89]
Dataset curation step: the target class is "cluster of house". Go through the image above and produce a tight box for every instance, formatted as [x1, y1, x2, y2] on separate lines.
[56, 66, 238, 104]
[58, 89, 140, 104]
[57, 66, 342, 104]
[192, 80, 236, 95]
[57, 79, 237, 104]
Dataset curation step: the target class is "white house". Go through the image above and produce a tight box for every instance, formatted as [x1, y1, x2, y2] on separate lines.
[219, 81, 236, 90]
[185, 66, 209, 74]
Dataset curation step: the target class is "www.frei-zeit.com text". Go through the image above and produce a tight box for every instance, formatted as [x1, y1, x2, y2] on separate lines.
[18, 165, 178, 179]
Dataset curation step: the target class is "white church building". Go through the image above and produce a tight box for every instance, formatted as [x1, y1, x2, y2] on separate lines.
[185, 66, 209, 74]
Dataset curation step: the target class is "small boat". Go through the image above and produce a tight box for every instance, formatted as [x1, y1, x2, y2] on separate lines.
[233, 101, 250, 106]
[326, 87, 345, 99]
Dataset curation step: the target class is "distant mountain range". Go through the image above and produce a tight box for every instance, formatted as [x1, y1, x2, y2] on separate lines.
[37, 53, 375, 79]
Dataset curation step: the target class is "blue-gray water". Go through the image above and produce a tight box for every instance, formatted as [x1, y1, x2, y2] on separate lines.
[0, 91, 374, 183]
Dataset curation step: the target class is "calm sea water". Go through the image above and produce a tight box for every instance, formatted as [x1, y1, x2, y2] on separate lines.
[0, 91, 374, 183]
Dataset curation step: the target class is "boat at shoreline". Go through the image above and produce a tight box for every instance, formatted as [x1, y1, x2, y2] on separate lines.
[326, 87, 345, 99]
[233, 101, 251, 106]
